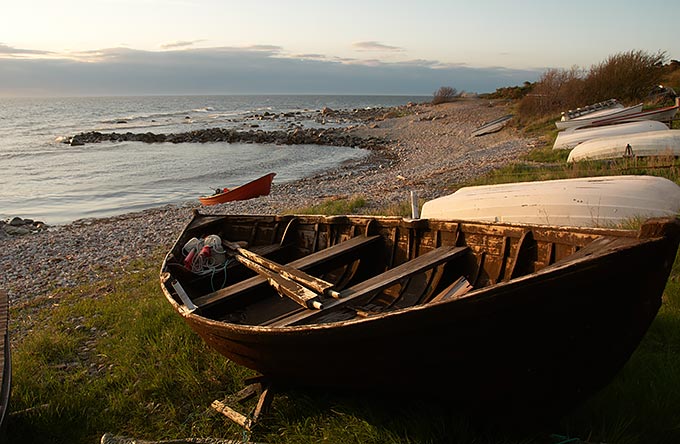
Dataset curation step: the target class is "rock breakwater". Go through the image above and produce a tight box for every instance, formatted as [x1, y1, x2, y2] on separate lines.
[67, 126, 388, 149]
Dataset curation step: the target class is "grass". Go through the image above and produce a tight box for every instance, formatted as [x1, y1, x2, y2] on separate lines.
[7, 132, 680, 443]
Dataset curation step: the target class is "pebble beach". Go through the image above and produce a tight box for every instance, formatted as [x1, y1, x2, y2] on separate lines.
[1, 99, 538, 306]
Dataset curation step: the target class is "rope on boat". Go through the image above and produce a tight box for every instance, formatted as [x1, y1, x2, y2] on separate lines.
[182, 235, 230, 290]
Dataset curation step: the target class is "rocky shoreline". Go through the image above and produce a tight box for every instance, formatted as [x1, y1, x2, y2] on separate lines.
[1, 99, 539, 305]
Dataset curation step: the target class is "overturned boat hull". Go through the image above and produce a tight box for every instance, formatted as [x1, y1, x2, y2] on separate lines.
[553, 120, 669, 150]
[420, 175, 680, 227]
[567, 130, 680, 162]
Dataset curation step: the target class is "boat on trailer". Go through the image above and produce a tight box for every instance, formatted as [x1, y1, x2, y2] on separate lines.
[556, 103, 643, 130]
[160, 211, 680, 420]
[591, 103, 679, 126]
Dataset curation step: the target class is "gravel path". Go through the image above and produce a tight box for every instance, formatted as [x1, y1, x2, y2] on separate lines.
[1, 99, 540, 305]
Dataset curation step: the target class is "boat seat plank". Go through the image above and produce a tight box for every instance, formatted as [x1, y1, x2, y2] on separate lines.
[193, 235, 383, 310]
[270, 245, 469, 327]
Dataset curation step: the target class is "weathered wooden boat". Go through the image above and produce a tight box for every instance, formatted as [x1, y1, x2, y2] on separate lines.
[591, 103, 679, 126]
[198, 173, 276, 206]
[556, 103, 643, 130]
[553, 120, 669, 150]
[0, 291, 10, 433]
[420, 175, 680, 227]
[567, 130, 680, 163]
[160, 211, 680, 420]
[471, 114, 513, 137]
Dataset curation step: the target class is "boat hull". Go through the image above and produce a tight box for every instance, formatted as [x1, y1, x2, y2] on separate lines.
[567, 130, 680, 162]
[419, 175, 680, 227]
[553, 120, 668, 150]
[161, 213, 680, 419]
[198, 173, 276, 206]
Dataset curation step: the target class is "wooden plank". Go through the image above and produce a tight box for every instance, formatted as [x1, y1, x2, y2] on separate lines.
[233, 254, 323, 309]
[225, 241, 340, 298]
[269, 245, 469, 327]
[211, 400, 252, 431]
[428, 276, 473, 303]
[194, 235, 383, 310]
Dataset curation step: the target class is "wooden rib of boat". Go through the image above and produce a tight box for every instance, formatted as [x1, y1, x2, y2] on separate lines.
[471, 114, 513, 137]
[553, 121, 669, 150]
[160, 211, 680, 420]
[567, 130, 680, 163]
[0, 291, 10, 433]
[198, 173, 276, 206]
[555, 103, 643, 130]
[420, 175, 680, 227]
[591, 104, 679, 126]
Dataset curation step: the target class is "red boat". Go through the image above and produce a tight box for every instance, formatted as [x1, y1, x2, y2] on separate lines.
[198, 173, 276, 206]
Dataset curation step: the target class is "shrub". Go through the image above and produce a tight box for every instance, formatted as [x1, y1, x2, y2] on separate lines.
[431, 86, 459, 105]
[517, 50, 668, 122]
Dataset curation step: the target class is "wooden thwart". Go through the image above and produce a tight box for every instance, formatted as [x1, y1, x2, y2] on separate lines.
[270, 245, 470, 327]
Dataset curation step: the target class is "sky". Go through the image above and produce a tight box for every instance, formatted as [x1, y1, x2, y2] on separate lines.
[1, 0, 679, 97]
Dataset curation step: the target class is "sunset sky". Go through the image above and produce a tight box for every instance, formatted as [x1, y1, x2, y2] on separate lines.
[2, 0, 678, 96]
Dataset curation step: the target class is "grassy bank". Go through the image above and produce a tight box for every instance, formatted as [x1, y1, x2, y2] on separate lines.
[7, 154, 680, 443]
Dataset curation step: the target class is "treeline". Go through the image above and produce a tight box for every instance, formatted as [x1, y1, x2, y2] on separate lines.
[486, 50, 679, 120]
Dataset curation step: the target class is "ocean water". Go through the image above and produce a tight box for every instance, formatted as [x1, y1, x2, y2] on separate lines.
[0, 95, 426, 224]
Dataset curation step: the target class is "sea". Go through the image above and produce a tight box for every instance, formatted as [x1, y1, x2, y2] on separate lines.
[0, 95, 426, 225]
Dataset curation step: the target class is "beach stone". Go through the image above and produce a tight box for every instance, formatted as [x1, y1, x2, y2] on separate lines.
[4, 225, 31, 235]
[9, 217, 25, 226]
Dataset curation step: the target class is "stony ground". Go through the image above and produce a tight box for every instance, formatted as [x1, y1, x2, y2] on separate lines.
[1, 99, 541, 306]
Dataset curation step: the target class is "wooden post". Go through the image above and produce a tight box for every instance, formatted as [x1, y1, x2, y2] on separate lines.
[410, 190, 419, 219]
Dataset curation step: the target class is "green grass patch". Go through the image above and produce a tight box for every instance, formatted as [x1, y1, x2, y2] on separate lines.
[8, 258, 252, 443]
[291, 195, 368, 215]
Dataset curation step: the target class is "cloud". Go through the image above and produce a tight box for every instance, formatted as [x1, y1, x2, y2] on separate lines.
[0, 45, 543, 96]
[352, 41, 403, 52]
[0, 43, 53, 57]
[160, 40, 204, 49]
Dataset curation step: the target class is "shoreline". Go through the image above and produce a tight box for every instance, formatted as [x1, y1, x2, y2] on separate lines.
[1, 99, 539, 305]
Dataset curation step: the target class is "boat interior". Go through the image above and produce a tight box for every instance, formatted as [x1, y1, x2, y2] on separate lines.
[162, 214, 631, 327]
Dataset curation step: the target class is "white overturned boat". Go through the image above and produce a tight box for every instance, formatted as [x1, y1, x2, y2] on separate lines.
[555, 103, 643, 130]
[420, 175, 680, 228]
[553, 120, 669, 150]
[567, 130, 680, 163]
[471, 114, 513, 137]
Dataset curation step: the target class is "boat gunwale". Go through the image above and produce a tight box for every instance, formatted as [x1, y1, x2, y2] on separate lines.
[161, 213, 664, 336]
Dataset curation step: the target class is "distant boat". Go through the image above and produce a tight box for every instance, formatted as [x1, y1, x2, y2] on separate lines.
[556, 103, 644, 130]
[420, 175, 680, 227]
[553, 120, 669, 150]
[591, 104, 679, 126]
[471, 114, 513, 137]
[560, 98, 621, 120]
[199, 173, 276, 206]
[567, 130, 680, 163]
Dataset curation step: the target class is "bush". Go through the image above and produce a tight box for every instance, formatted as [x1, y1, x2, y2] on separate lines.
[517, 50, 668, 121]
[432, 86, 459, 105]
